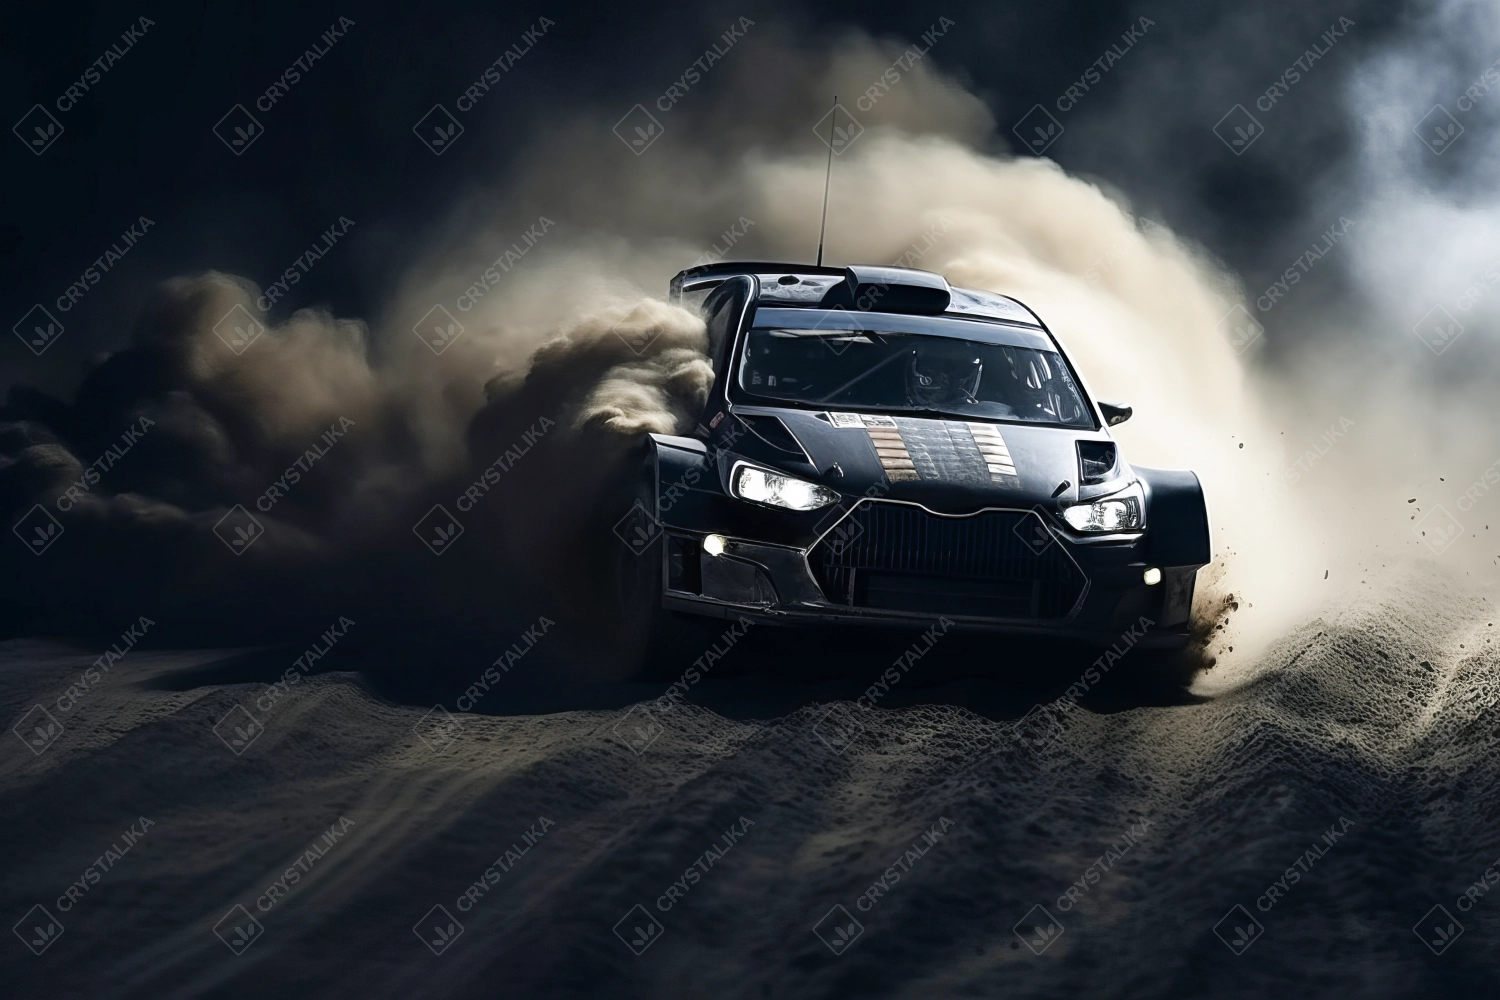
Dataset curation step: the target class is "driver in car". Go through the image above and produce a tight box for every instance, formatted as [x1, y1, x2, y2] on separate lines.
[906, 347, 985, 409]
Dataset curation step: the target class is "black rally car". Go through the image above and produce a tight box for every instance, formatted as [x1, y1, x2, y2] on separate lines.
[610, 261, 1210, 667]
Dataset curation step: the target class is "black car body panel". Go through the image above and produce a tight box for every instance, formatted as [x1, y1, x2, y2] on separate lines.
[636, 262, 1210, 648]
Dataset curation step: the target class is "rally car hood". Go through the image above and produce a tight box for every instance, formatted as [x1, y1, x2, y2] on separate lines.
[726, 405, 1122, 512]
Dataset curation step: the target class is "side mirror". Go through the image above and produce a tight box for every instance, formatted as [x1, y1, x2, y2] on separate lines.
[1099, 402, 1133, 426]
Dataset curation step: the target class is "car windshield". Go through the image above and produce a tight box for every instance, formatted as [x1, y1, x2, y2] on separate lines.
[735, 313, 1094, 428]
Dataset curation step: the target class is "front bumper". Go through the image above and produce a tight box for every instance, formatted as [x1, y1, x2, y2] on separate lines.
[653, 502, 1197, 649]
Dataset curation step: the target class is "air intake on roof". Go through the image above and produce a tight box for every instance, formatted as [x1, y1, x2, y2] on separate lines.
[819, 266, 952, 314]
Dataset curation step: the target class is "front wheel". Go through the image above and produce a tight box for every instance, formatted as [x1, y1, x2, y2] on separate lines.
[609, 529, 720, 681]
[600, 446, 719, 681]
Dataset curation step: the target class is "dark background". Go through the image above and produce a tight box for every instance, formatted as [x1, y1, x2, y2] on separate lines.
[1, 0, 1408, 398]
[12, 7, 1500, 998]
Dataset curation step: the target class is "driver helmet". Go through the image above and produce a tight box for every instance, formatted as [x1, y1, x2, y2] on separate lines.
[905, 348, 983, 407]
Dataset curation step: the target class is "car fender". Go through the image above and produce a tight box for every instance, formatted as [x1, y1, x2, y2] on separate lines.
[646, 433, 714, 518]
[1135, 466, 1211, 567]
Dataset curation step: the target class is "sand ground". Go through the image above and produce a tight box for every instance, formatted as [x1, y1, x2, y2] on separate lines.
[5, 562, 1500, 998]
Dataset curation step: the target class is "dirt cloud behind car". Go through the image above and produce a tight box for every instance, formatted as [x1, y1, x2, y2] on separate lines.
[2, 25, 1467, 667]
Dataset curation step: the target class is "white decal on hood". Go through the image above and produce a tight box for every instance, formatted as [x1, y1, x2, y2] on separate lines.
[864, 425, 919, 482]
[967, 422, 1019, 482]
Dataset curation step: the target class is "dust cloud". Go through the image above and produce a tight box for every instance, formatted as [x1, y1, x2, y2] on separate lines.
[3, 28, 1458, 668]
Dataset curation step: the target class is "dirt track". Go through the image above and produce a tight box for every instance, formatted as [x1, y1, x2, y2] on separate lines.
[5, 560, 1500, 998]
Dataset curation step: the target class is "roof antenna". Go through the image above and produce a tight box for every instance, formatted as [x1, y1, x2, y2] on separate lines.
[816, 96, 837, 267]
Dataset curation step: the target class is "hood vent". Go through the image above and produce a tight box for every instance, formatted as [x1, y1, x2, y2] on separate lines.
[732, 413, 811, 463]
[1078, 441, 1118, 485]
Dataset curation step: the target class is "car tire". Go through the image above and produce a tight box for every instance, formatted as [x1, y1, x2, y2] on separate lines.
[611, 527, 724, 681]
[603, 456, 719, 681]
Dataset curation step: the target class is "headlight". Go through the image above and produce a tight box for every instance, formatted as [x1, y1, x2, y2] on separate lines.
[732, 464, 839, 511]
[1061, 481, 1145, 532]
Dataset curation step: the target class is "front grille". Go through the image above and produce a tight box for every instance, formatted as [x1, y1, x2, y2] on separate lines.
[809, 503, 1087, 619]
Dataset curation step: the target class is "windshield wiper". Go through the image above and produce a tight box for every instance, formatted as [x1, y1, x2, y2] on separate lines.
[822, 403, 976, 422]
[886, 406, 980, 421]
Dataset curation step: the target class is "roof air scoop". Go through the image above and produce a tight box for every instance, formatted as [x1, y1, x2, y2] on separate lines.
[820, 265, 952, 314]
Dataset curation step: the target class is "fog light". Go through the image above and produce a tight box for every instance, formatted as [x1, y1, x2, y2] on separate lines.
[703, 534, 727, 557]
[1143, 567, 1162, 586]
